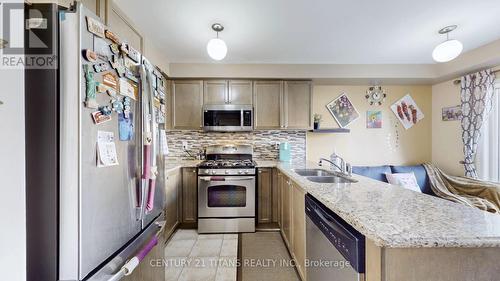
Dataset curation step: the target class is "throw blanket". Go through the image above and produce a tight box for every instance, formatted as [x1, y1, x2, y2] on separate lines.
[423, 163, 500, 214]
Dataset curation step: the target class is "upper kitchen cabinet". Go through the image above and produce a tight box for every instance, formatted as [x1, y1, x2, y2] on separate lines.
[172, 80, 204, 129]
[253, 81, 283, 129]
[229, 80, 253, 105]
[204, 80, 253, 105]
[204, 80, 228, 105]
[106, 1, 143, 52]
[253, 80, 312, 130]
[283, 81, 312, 130]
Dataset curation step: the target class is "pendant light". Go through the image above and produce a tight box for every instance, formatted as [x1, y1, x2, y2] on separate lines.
[432, 25, 463, 63]
[207, 23, 227, 61]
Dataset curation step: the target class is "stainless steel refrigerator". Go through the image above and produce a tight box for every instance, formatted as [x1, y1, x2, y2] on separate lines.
[25, 3, 166, 281]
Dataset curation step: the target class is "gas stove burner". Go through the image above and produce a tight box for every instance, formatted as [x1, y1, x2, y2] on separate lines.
[198, 159, 256, 169]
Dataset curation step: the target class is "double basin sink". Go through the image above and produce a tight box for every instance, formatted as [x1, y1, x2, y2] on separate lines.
[293, 169, 358, 184]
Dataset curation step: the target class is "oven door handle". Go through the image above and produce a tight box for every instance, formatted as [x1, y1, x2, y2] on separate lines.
[199, 176, 254, 182]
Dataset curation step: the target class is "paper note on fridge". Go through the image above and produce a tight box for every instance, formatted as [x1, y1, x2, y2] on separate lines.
[97, 131, 119, 167]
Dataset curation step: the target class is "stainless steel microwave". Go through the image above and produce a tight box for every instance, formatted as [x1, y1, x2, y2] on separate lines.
[203, 104, 253, 132]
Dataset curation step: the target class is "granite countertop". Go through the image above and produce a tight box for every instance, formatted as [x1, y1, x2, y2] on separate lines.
[276, 161, 500, 248]
[163, 159, 500, 248]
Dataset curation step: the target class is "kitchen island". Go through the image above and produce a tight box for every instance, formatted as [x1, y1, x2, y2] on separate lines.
[271, 161, 500, 281]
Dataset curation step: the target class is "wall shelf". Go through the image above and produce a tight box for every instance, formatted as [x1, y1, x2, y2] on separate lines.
[309, 128, 350, 133]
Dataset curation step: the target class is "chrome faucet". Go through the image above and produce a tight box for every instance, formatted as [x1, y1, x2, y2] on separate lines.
[318, 153, 352, 177]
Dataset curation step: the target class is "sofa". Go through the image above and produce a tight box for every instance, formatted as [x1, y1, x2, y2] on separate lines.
[352, 164, 436, 196]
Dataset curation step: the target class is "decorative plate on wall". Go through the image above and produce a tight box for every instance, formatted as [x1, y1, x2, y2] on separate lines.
[365, 86, 387, 106]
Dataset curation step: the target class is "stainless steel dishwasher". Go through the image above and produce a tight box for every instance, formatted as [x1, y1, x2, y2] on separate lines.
[305, 194, 365, 281]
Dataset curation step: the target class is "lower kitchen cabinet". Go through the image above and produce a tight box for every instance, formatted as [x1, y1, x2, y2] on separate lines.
[280, 173, 293, 249]
[292, 181, 307, 281]
[181, 167, 198, 224]
[164, 168, 181, 240]
[278, 170, 307, 281]
[257, 168, 279, 225]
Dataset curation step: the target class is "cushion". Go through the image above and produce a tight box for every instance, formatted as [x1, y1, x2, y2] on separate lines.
[352, 165, 392, 182]
[385, 172, 422, 193]
[390, 165, 435, 195]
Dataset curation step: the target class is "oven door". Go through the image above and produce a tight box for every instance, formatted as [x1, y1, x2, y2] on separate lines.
[198, 176, 255, 218]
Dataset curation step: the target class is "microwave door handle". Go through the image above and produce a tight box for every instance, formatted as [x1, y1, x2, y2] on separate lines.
[241, 110, 244, 128]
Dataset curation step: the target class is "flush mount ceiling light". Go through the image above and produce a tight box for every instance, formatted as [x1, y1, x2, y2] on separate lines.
[432, 25, 463, 63]
[207, 23, 227, 61]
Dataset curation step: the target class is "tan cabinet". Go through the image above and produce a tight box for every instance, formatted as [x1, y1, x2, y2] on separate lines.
[280, 174, 293, 249]
[229, 80, 253, 105]
[253, 81, 283, 129]
[203, 80, 253, 105]
[164, 168, 181, 240]
[284, 81, 312, 129]
[253, 80, 311, 130]
[204, 80, 228, 105]
[257, 168, 273, 224]
[278, 171, 307, 281]
[181, 168, 198, 224]
[292, 182, 307, 281]
[172, 80, 203, 129]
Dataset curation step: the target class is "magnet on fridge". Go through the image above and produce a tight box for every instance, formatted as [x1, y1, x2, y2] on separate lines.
[127, 45, 140, 63]
[83, 64, 98, 109]
[120, 42, 129, 54]
[91, 110, 111, 124]
[99, 105, 112, 116]
[86, 16, 105, 37]
[102, 72, 119, 90]
[125, 68, 139, 83]
[109, 43, 120, 54]
[105, 30, 120, 44]
[118, 112, 134, 141]
[93, 62, 110, 73]
[109, 55, 126, 77]
[111, 99, 124, 113]
[123, 97, 132, 118]
[83, 49, 97, 62]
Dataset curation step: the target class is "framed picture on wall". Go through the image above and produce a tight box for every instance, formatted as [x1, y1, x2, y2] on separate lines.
[390, 94, 424, 129]
[442, 105, 462, 121]
[367, 111, 382, 128]
[326, 93, 360, 128]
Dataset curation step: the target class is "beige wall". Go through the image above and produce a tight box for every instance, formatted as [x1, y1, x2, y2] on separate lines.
[144, 38, 170, 75]
[307, 85, 432, 166]
[431, 80, 464, 176]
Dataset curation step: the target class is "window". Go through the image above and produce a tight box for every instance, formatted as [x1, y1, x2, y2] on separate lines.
[476, 82, 500, 182]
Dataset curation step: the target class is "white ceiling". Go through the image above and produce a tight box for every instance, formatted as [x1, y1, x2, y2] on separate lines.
[119, 0, 500, 64]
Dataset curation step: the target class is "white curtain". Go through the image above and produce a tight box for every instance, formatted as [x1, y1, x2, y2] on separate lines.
[476, 83, 500, 182]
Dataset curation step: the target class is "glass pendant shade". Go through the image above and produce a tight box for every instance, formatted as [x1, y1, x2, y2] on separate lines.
[207, 38, 227, 61]
[432, 39, 463, 63]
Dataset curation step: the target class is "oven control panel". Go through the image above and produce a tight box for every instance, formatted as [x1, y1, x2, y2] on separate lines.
[198, 168, 256, 176]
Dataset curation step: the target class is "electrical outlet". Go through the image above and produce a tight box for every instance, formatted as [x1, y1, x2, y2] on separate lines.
[182, 141, 189, 150]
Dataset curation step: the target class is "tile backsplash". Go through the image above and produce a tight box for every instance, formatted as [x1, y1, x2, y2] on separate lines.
[165, 130, 306, 162]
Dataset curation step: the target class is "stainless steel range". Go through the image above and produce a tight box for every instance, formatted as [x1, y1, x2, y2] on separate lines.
[197, 144, 256, 233]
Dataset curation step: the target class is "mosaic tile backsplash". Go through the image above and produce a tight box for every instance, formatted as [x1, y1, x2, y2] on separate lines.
[165, 130, 306, 162]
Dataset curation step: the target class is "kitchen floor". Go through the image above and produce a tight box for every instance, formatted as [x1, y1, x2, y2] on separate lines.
[164, 229, 238, 281]
[241, 232, 300, 281]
